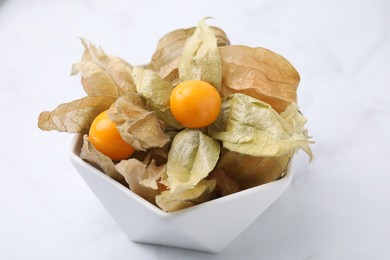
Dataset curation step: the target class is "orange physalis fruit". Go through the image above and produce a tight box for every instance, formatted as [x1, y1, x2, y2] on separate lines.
[170, 80, 221, 128]
[88, 110, 135, 160]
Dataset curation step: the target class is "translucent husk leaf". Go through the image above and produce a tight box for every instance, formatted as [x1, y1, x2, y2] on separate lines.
[179, 18, 222, 90]
[156, 179, 216, 212]
[139, 161, 166, 190]
[71, 61, 120, 98]
[149, 25, 229, 82]
[131, 67, 183, 129]
[107, 93, 170, 151]
[80, 135, 125, 182]
[166, 129, 220, 192]
[280, 103, 313, 160]
[208, 169, 241, 197]
[210, 149, 293, 197]
[71, 38, 136, 96]
[219, 45, 300, 113]
[141, 145, 170, 168]
[209, 93, 313, 158]
[38, 96, 116, 133]
[116, 158, 166, 205]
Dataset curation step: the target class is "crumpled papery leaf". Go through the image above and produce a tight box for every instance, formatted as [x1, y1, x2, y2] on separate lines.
[71, 38, 136, 96]
[131, 67, 183, 129]
[156, 128, 220, 209]
[38, 96, 116, 132]
[219, 45, 300, 113]
[149, 25, 229, 82]
[280, 103, 313, 160]
[179, 18, 222, 90]
[116, 158, 166, 205]
[156, 179, 216, 212]
[107, 93, 170, 151]
[165, 129, 220, 192]
[210, 149, 293, 197]
[208, 168, 241, 197]
[210, 93, 313, 158]
[141, 145, 170, 168]
[80, 135, 125, 182]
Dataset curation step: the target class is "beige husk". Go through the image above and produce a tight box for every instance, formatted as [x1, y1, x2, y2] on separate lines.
[131, 67, 183, 129]
[80, 135, 125, 182]
[211, 149, 293, 197]
[38, 96, 116, 133]
[148, 24, 229, 82]
[156, 179, 216, 212]
[219, 45, 300, 113]
[209, 94, 313, 158]
[107, 93, 170, 151]
[71, 38, 136, 96]
[116, 159, 166, 205]
[178, 18, 222, 90]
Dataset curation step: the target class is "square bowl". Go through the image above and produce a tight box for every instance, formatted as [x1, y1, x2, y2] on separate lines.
[69, 134, 294, 253]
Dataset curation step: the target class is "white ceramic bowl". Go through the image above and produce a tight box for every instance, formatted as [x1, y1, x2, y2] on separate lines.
[69, 134, 294, 253]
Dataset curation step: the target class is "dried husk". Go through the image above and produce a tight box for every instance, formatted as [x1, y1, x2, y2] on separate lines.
[116, 159, 166, 205]
[131, 67, 183, 129]
[141, 145, 170, 167]
[148, 25, 229, 82]
[71, 38, 136, 96]
[153, 129, 220, 212]
[210, 149, 293, 197]
[38, 96, 116, 133]
[208, 168, 241, 197]
[107, 93, 170, 151]
[165, 129, 220, 192]
[210, 93, 313, 158]
[280, 103, 313, 159]
[156, 179, 216, 212]
[72, 61, 120, 97]
[219, 45, 300, 113]
[80, 135, 125, 182]
[179, 18, 222, 90]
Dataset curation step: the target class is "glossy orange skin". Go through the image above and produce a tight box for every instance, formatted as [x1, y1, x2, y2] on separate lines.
[170, 80, 221, 128]
[89, 110, 135, 161]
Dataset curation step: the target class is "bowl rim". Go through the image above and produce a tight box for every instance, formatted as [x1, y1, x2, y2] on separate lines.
[69, 133, 294, 217]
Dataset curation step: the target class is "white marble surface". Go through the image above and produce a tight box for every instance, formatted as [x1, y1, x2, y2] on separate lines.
[1, 0, 389, 259]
